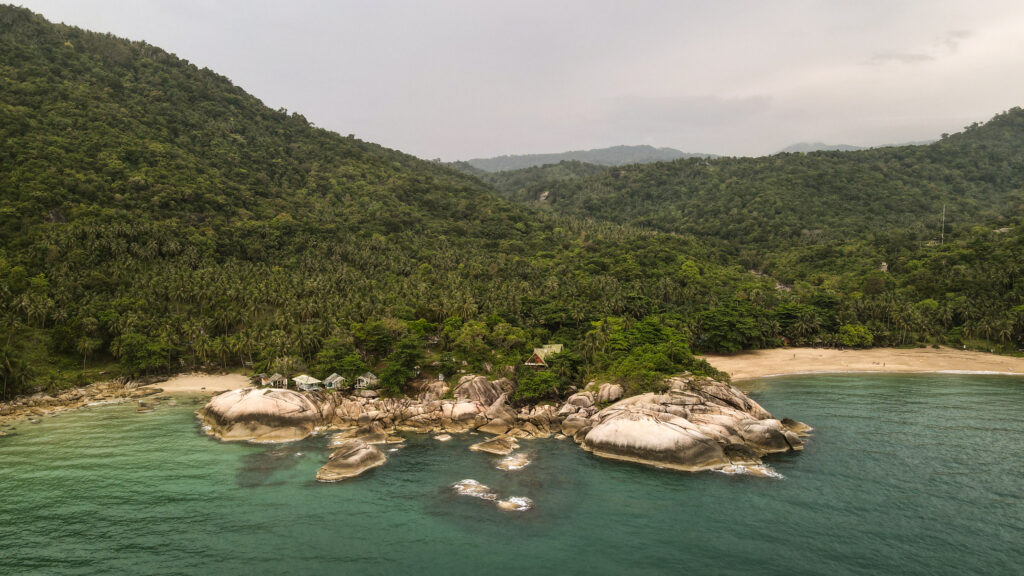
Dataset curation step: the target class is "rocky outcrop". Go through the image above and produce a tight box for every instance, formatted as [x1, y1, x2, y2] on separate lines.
[197, 388, 331, 443]
[597, 383, 623, 404]
[581, 375, 809, 472]
[469, 434, 520, 455]
[453, 375, 511, 406]
[315, 439, 386, 482]
[0, 380, 160, 427]
[194, 372, 808, 481]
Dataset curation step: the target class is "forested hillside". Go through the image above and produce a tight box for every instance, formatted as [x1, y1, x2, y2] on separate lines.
[483, 113, 1024, 355]
[1, 6, 1021, 402]
[486, 113, 1024, 273]
[0, 6, 749, 399]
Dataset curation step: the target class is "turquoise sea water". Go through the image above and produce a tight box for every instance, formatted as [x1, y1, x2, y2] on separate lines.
[2, 374, 1023, 575]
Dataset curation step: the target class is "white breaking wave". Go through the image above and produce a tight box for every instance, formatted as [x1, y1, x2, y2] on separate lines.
[497, 496, 533, 511]
[452, 479, 498, 501]
[716, 463, 784, 479]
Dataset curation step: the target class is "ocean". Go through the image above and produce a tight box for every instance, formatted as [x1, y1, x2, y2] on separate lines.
[2, 374, 1022, 575]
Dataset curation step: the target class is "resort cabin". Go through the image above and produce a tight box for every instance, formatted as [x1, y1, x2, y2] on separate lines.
[268, 373, 287, 388]
[251, 373, 271, 387]
[323, 373, 346, 390]
[524, 344, 564, 368]
[293, 374, 322, 391]
[355, 372, 379, 390]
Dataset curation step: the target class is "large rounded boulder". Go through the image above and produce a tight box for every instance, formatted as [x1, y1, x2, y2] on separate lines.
[198, 387, 328, 443]
[453, 375, 509, 406]
[581, 375, 810, 472]
[316, 439, 387, 482]
[582, 408, 734, 471]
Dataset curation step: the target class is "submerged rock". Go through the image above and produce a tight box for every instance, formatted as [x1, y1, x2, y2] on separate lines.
[496, 452, 530, 471]
[452, 479, 498, 501]
[197, 387, 329, 443]
[582, 375, 809, 473]
[496, 496, 533, 512]
[316, 439, 387, 482]
[452, 480, 533, 512]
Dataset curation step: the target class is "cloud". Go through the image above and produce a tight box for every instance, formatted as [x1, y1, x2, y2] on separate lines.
[601, 94, 772, 130]
[941, 29, 972, 52]
[867, 29, 972, 66]
[869, 52, 936, 65]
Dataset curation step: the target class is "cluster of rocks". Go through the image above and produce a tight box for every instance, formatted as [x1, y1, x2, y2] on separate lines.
[0, 380, 161, 431]
[451, 479, 533, 512]
[195, 373, 811, 481]
[580, 376, 810, 472]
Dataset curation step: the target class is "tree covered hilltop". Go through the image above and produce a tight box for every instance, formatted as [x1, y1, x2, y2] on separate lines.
[1, 6, 1021, 401]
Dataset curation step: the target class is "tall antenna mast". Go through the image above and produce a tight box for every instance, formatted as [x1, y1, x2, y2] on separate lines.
[940, 204, 946, 245]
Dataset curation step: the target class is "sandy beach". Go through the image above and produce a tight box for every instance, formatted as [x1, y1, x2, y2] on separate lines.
[702, 347, 1024, 381]
[144, 373, 250, 394]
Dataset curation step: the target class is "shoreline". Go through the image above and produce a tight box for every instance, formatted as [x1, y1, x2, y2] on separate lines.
[702, 346, 1024, 381]
[141, 373, 250, 394]
[1, 373, 248, 432]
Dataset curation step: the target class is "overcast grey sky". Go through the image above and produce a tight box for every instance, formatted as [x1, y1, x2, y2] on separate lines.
[17, 0, 1024, 159]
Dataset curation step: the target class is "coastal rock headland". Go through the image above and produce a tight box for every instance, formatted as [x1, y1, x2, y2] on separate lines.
[195, 372, 809, 478]
[581, 375, 809, 472]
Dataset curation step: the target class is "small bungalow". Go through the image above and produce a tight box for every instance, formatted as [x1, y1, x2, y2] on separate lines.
[355, 372, 379, 390]
[524, 344, 564, 368]
[323, 373, 346, 390]
[293, 374, 322, 391]
[251, 373, 271, 387]
[268, 373, 287, 388]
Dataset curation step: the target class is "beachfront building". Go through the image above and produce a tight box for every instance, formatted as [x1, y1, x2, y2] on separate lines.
[293, 374, 322, 391]
[268, 373, 287, 388]
[323, 373, 346, 390]
[524, 344, 564, 368]
[251, 373, 271, 387]
[355, 372, 379, 390]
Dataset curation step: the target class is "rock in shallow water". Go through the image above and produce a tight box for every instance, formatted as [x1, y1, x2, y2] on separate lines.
[496, 497, 533, 511]
[197, 387, 330, 443]
[581, 376, 809, 473]
[469, 434, 519, 455]
[496, 452, 530, 471]
[316, 439, 387, 482]
[452, 479, 498, 501]
[452, 480, 533, 512]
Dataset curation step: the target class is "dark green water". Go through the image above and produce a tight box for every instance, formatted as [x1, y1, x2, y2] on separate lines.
[2, 374, 1023, 575]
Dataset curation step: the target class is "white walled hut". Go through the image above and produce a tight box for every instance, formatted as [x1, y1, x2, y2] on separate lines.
[268, 373, 287, 388]
[355, 372, 379, 390]
[323, 373, 346, 390]
[293, 374, 322, 391]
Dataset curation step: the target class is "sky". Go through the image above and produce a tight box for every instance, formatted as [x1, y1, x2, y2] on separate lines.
[16, 0, 1024, 160]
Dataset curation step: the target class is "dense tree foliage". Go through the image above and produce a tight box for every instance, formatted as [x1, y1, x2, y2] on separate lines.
[476, 115, 1024, 360]
[1, 7, 1021, 401]
[0, 7, 740, 398]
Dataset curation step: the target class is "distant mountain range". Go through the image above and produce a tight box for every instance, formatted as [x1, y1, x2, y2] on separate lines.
[463, 145, 713, 172]
[779, 140, 935, 154]
[779, 142, 866, 153]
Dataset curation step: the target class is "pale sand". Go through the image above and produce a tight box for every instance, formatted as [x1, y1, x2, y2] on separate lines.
[144, 373, 250, 394]
[702, 347, 1024, 381]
